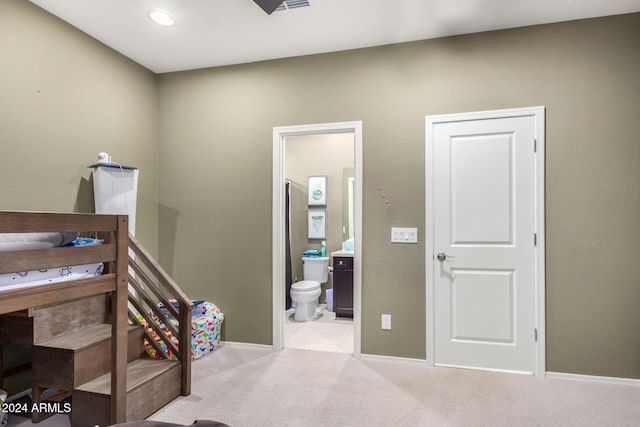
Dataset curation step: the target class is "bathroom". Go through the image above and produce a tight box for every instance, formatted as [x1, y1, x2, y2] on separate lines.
[284, 132, 355, 353]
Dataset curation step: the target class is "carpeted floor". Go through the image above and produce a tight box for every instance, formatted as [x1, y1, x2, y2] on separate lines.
[8, 345, 640, 426]
[149, 346, 640, 427]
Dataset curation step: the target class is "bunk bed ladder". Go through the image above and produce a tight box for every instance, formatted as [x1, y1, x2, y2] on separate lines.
[71, 232, 193, 426]
[0, 212, 191, 426]
[126, 233, 193, 396]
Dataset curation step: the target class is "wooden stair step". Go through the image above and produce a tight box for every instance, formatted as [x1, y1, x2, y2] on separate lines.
[75, 359, 180, 395]
[32, 324, 145, 390]
[36, 323, 132, 351]
[72, 359, 182, 427]
[32, 294, 111, 344]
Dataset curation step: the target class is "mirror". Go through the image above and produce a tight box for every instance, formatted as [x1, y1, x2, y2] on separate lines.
[347, 177, 355, 239]
[342, 168, 355, 240]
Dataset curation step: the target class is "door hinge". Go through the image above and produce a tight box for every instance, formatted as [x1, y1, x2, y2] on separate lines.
[534, 328, 538, 342]
[534, 139, 537, 153]
[534, 233, 537, 246]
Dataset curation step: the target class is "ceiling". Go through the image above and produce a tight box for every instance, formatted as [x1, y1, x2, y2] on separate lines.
[28, 0, 640, 74]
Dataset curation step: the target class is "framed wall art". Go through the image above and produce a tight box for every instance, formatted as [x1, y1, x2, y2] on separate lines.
[308, 176, 327, 205]
[308, 208, 326, 239]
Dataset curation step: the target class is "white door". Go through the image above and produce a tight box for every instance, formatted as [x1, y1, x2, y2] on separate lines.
[427, 108, 544, 374]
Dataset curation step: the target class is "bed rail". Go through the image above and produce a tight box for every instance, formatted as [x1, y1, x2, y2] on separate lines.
[0, 210, 119, 233]
[127, 233, 193, 396]
[0, 245, 116, 274]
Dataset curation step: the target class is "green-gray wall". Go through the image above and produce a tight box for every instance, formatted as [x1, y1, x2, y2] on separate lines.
[2, 0, 640, 379]
[0, 0, 159, 254]
[158, 13, 640, 378]
[0, 0, 160, 393]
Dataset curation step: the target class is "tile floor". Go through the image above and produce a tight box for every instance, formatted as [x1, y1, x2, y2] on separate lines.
[284, 305, 354, 353]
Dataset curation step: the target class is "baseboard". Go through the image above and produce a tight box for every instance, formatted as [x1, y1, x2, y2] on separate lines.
[220, 341, 273, 350]
[546, 371, 640, 387]
[360, 353, 427, 365]
[437, 363, 533, 376]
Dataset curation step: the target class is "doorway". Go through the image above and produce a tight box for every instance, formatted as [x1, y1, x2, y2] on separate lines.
[273, 121, 363, 357]
[425, 107, 546, 375]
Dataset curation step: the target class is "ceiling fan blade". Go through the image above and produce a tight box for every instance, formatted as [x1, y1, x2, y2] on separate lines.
[253, 0, 285, 15]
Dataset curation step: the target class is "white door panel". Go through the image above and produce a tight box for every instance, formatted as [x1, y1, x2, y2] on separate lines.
[450, 268, 514, 343]
[429, 111, 540, 374]
[451, 132, 513, 244]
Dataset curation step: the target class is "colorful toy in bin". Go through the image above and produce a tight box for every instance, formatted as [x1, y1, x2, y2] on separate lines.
[138, 300, 224, 361]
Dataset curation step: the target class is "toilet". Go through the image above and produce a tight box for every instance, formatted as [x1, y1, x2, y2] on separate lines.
[290, 256, 329, 321]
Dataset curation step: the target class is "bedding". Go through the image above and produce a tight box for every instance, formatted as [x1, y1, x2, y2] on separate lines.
[0, 263, 104, 292]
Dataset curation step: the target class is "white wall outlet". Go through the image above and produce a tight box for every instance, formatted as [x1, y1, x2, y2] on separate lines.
[391, 227, 418, 243]
[381, 314, 391, 330]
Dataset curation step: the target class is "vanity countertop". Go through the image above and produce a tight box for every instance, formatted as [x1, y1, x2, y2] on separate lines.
[331, 250, 354, 257]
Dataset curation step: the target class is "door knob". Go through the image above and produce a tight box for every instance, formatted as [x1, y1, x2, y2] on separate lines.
[437, 252, 455, 261]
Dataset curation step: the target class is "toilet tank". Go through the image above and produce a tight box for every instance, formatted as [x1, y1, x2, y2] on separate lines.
[302, 256, 329, 283]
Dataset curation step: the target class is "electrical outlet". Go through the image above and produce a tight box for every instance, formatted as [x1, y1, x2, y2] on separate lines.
[381, 314, 391, 330]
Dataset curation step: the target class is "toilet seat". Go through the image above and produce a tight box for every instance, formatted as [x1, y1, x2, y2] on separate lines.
[291, 280, 320, 291]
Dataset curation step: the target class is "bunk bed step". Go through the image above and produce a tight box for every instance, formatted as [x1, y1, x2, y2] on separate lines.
[29, 323, 145, 423]
[33, 294, 110, 344]
[72, 359, 181, 427]
[32, 324, 145, 389]
[37, 323, 118, 350]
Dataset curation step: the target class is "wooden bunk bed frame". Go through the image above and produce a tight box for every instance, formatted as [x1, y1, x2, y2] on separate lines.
[0, 211, 129, 423]
[0, 211, 193, 426]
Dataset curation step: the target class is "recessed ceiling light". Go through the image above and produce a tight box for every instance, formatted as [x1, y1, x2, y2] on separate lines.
[148, 10, 175, 27]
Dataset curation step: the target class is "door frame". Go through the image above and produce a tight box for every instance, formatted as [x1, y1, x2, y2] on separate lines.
[272, 121, 363, 357]
[425, 107, 546, 376]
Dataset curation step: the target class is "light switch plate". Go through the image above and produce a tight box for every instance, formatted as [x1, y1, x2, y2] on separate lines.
[381, 314, 391, 330]
[391, 227, 418, 243]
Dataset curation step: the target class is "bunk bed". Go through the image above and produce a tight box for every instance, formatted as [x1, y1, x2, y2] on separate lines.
[0, 211, 130, 424]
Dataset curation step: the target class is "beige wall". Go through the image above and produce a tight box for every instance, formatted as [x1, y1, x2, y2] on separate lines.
[285, 133, 355, 301]
[159, 13, 640, 377]
[3, 0, 640, 379]
[0, 0, 159, 254]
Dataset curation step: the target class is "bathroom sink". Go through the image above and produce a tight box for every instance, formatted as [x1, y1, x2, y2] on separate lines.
[331, 249, 354, 257]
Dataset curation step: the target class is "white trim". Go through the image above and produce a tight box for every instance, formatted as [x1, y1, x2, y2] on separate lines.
[221, 341, 274, 350]
[546, 372, 640, 387]
[425, 106, 546, 376]
[436, 363, 533, 376]
[426, 117, 436, 368]
[533, 106, 547, 378]
[360, 353, 427, 366]
[272, 121, 363, 358]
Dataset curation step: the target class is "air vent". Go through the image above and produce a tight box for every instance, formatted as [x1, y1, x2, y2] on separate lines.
[275, 0, 311, 12]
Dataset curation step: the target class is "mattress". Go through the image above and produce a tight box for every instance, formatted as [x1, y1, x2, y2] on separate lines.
[0, 263, 104, 292]
[0, 234, 104, 292]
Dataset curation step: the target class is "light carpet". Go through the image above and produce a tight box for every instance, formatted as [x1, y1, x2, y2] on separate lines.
[8, 346, 640, 426]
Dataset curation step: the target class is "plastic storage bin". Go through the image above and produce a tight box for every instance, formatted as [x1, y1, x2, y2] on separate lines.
[326, 288, 334, 312]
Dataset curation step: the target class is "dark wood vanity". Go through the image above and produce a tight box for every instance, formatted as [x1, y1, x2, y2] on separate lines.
[332, 254, 354, 318]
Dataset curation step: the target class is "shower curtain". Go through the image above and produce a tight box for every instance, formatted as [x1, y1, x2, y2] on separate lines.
[285, 180, 293, 310]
